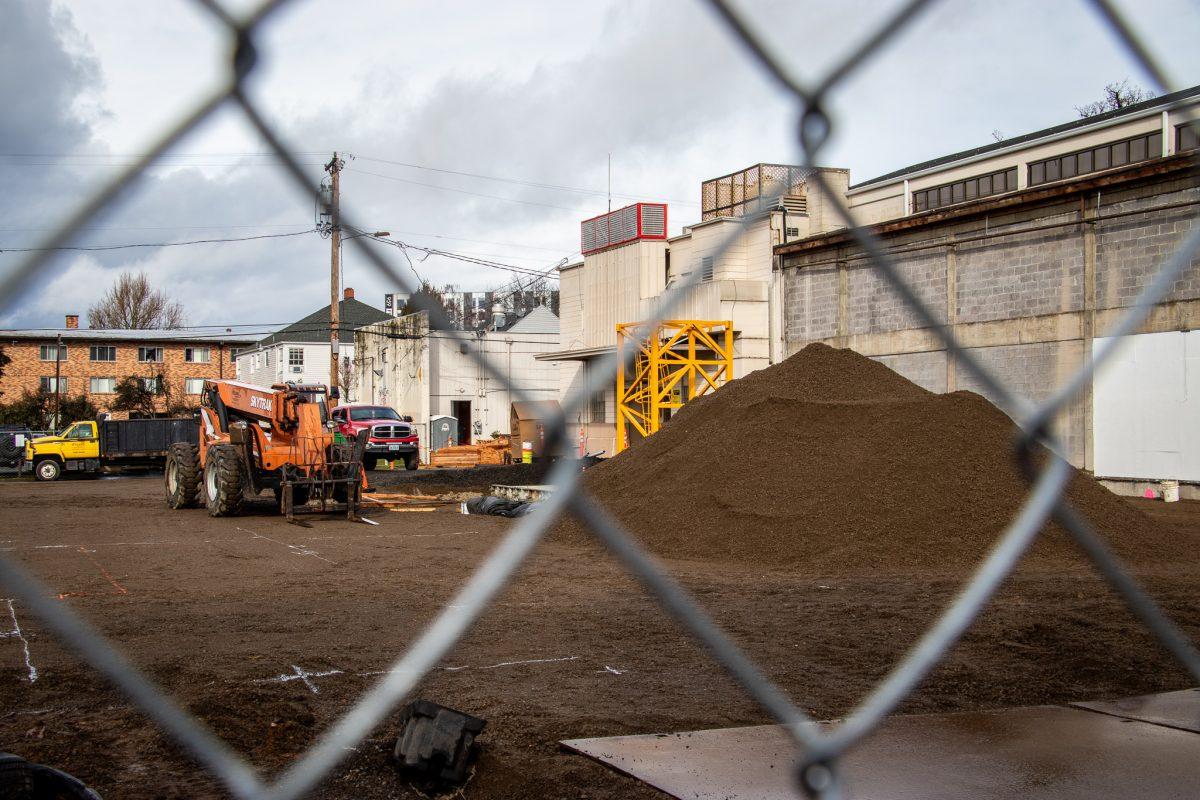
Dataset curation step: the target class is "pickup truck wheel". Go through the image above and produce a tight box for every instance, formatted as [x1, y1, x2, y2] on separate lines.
[33, 458, 62, 482]
[403, 453, 419, 471]
[204, 444, 246, 517]
[362, 456, 378, 471]
[165, 443, 202, 509]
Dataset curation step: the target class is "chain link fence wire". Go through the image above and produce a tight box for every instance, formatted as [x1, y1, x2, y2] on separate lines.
[1, 0, 1199, 797]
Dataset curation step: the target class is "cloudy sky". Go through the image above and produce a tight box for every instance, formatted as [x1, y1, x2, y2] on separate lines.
[1, 0, 1198, 331]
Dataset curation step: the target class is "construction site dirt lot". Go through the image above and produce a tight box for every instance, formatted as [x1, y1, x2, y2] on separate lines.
[1, 475, 1198, 799]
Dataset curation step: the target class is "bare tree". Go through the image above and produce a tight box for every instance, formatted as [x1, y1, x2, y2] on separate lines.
[339, 356, 356, 402]
[1076, 80, 1155, 118]
[88, 271, 186, 329]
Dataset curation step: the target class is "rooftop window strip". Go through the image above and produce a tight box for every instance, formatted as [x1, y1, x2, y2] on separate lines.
[911, 167, 1017, 213]
[1028, 129, 1162, 187]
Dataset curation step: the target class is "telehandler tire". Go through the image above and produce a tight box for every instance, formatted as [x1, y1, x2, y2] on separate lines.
[204, 444, 246, 517]
[165, 442, 202, 509]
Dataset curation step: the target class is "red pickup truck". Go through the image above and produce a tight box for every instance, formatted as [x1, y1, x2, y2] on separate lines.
[331, 404, 420, 471]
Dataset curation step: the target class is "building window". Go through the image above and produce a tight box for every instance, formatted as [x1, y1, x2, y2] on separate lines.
[1178, 121, 1200, 152]
[90, 377, 117, 394]
[590, 391, 606, 423]
[138, 346, 163, 363]
[184, 378, 205, 395]
[1028, 130, 1161, 187]
[40, 377, 67, 393]
[911, 167, 1017, 213]
[229, 347, 242, 363]
[288, 348, 304, 368]
[700, 255, 714, 282]
[185, 346, 211, 363]
[142, 377, 161, 392]
[39, 344, 67, 361]
[89, 345, 116, 362]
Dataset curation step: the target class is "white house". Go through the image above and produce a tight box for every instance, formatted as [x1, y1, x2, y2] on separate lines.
[236, 288, 390, 400]
[354, 305, 561, 461]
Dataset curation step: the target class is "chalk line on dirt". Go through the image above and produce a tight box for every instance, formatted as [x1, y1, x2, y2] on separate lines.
[254, 664, 344, 694]
[3, 599, 38, 682]
[236, 527, 337, 565]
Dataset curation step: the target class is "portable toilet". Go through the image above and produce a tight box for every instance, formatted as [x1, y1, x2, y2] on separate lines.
[430, 415, 458, 451]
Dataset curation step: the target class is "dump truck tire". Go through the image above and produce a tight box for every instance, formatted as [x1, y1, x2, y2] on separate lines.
[33, 458, 62, 482]
[204, 444, 246, 517]
[165, 442, 202, 509]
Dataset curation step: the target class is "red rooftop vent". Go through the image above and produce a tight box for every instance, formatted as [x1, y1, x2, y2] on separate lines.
[581, 202, 667, 256]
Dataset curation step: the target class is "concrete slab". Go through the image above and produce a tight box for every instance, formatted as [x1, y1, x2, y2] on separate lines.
[562, 704, 1200, 800]
[490, 484, 555, 502]
[1072, 688, 1200, 733]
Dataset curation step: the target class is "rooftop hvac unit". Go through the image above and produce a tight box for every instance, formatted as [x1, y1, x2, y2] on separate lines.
[581, 202, 667, 256]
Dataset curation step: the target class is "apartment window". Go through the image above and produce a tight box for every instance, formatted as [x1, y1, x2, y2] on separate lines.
[39, 344, 67, 361]
[911, 167, 1017, 213]
[288, 348, 304, 367]
[40, 377, 67, 392]
[185, 346, 211, 363]
[184, 378, 205, 395]
[138, 346, 163, 363]
[1178, 121, 1200, 152]
[90, 377, 117, 394]
[142, 377, 161, 392]
[700, 255, 714, 282]
[1028, 130, 1161, 187]
[89, 345, 116, 362]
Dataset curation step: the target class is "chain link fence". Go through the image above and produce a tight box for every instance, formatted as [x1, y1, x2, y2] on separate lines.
[2, 0, 1199, 797]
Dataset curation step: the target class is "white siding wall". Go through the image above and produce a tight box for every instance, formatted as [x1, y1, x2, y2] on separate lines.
[1093, 330, 1200, 482]
[355, 313, 559, 461]
[235, 342, 357, 396]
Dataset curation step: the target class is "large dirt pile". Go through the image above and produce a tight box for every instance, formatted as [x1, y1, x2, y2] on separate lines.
[569, 343, 1175, 574]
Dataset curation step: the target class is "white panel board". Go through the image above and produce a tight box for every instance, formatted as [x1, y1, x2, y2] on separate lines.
[1093, 330, 1200, 481]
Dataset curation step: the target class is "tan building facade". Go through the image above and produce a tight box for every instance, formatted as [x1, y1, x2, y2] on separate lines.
[0, 321, 258, 420]
[540, 165, 850, 455]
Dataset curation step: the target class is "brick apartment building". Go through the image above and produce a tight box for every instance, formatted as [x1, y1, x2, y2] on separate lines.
[0, 314, 261, 419]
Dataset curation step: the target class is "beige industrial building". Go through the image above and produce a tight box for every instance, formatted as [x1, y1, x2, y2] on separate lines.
[779, 84, 1200, 492]
[539, 165, 850, 455]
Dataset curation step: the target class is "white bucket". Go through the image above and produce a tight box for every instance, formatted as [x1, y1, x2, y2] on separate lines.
[1161, 480, 1180, 503]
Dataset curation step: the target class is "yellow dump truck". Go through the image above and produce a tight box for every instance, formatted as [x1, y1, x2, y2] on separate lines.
[25, 417, 198, 481]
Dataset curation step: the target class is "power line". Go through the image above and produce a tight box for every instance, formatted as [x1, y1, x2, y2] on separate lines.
[345, 167, 584, 212]
[353, 154, 699, 207]
[0, 229, 317, 253]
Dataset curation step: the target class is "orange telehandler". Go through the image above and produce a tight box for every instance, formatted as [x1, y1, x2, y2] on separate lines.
[164, 379, 369, 522]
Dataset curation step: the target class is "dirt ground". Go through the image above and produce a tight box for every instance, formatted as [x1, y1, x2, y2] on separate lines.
[0, 473, 1198, 799]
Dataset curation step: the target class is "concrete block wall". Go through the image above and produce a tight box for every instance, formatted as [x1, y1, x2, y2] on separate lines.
[849, 249, 946, 333]
[956, 221, 1083, 324]
[1096, 186, 1200, 309]
[780, 160, 1200, 471]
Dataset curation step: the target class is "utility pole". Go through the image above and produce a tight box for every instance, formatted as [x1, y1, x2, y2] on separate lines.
[325, 152, 344, 402]
[53, 332, 63, 430]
